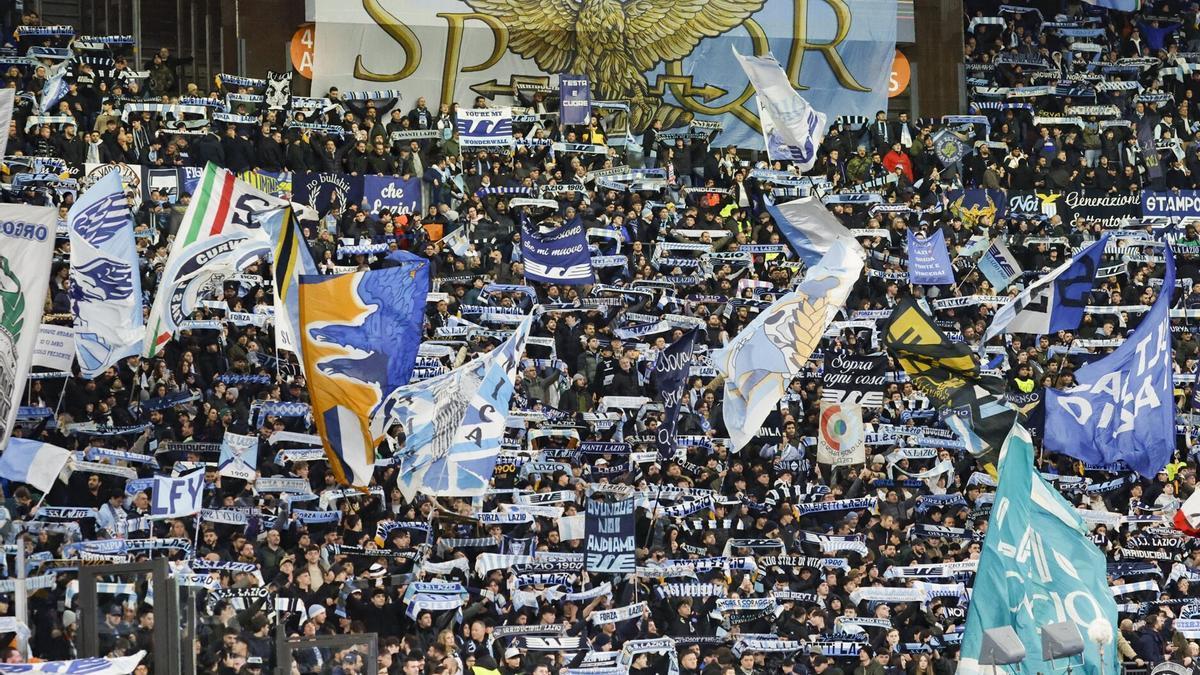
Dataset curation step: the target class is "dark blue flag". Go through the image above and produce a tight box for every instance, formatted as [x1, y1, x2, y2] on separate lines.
[1044, 247, 1176, 478]
[559, 74, 591, 125]
[292, 172, 364, 217]
[652, 328, 698, 460]
[521, 216, 595, 285]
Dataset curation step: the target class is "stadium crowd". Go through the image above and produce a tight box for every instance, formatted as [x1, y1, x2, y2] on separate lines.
[0, 3, 1199, 675]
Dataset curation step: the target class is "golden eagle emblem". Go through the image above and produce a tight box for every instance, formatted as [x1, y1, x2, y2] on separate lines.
[462, 0, 766, 132]
[951, 192, 997, 228]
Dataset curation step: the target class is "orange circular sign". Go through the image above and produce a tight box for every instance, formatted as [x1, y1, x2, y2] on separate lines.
[290, 24, 315, 80]
[888, 50, 911, 98]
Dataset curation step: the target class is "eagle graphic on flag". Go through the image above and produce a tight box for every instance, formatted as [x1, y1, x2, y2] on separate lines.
[462, 0, 765, 131]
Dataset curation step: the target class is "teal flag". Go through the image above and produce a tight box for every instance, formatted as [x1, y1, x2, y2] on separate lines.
[959, 426, 1118, 675]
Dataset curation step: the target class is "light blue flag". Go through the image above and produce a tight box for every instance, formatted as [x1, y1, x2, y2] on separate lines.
[39, 60, 70, 113]
[959, 425, 1118, 675]
[1044, 246, 1174, 478]
[714, 238, 864, 451]
[377, 317, 533, 500]
[1083, 0, 1140, 10]
[766, 196, 856, 268]
[218, 432, 258, 481]
[68, 169, 145, 378]
[0, 438, 70, 492]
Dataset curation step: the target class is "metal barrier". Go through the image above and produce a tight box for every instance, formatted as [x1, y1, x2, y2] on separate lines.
[275, 629, 378, 675]
[75, 558, 188, 673]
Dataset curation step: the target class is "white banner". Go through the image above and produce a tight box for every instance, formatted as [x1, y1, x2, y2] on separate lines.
[0, 206, 58, 448]
[0, 90, 13, 159]
[32, 323, 74, 372]
[2, 652, 146, 674]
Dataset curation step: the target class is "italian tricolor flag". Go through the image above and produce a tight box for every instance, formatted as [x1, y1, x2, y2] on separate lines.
[1174, 488, 1200, 537]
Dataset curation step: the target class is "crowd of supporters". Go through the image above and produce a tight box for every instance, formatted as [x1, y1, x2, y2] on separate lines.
[0, 3, 1198, 675]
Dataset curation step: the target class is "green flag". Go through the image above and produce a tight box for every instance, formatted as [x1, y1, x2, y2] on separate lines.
[958, 425, 1118, 675]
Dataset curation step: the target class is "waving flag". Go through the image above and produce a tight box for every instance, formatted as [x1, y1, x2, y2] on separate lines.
[906, 229, 955, 285]
[652, 328, 698, 460]
[981, 235, 1107, 353]
[378, 318, 533, 501]
[715, 238, 863, 451]
[258, 206, 317, 359]
[39, 60, 70, 113]
[1176, 488, 1200, 537]
[521, 217, 595, 285]
[960, 425, 1118, 675]
[300, 251, 429, 486]
[0, 438, 70, 492]
[0, 204, 57, 450]
[885, 298, 1017, 471]
[69, 170, 144, 378]
[1044, 247, 1175, 478]
[144, 163, 287, 358]
[733, 49, 826, 170]
[766, 197, 856, 268]
[977, 238, 1022, 291]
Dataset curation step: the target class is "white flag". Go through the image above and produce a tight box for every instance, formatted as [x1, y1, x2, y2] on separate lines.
[733, 48, 827, 170]
[0, 89, 14, 158]
[0, 205, 58, 449]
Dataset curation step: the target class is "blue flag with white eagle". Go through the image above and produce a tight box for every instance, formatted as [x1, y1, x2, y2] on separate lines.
[959, 425, 1118, 675]
[68, 169, 144, 378]
[1043, 245, 1174, 478]
[521, 216, 595, 285]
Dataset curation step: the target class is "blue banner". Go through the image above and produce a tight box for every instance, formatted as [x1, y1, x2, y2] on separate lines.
[906, 229, 955, 285]
[292, 171, 364, 216]
[364, 175, 423, 216]
[653, 328, 698, 460]
[1142, 190, 1200, 219]
[521, 216, 595, 285]
[1044, 247, 1175, 478]
[68, 170, 145, 378]
[585, 497, 636, 573]
[959, 426, 1118, 675]
[559, 74, 591, 126]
